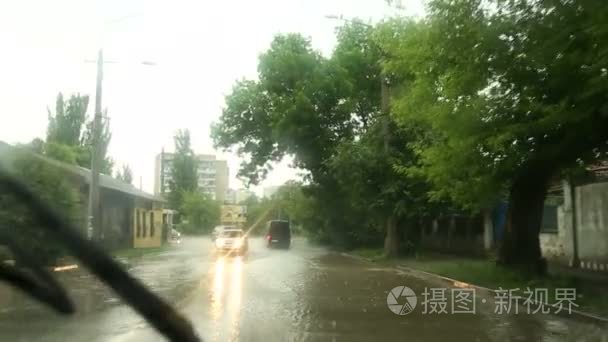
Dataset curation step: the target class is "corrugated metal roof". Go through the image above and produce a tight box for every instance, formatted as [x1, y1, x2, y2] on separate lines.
[0, 141, 164, 202]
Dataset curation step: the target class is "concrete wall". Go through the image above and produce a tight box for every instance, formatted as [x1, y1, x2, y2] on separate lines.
[540, 182, 572, 264]
[420, 215, 486, 256]
[214, 160, 229, 203]
[540, 181, 608, 271]
[540, 230, 566, 261]
[576, 182, 608, 263]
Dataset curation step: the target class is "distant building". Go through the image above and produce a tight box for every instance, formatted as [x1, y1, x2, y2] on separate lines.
[225, 188, 237, 204]
[263, 186, 280, 199]
[236, 189, 255, 204]
[154, 152, 174, 195]
[154, 151, 229, 202]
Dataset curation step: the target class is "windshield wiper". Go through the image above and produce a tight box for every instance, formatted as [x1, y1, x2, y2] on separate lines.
[0, 169, 201, 342]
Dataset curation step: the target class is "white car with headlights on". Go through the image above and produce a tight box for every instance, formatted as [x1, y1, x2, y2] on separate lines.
[214, 229, 248, 256]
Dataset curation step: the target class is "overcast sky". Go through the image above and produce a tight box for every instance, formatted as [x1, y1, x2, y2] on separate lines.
[0, 0, 424, 195]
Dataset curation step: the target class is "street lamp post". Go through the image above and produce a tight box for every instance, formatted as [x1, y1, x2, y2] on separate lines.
[86, 50, 156, 241]
[87, 49, 104, 240]
[85, 13, 150, 240]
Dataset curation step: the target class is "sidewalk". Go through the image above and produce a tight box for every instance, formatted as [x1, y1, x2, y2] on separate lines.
[349, 250, 608, 322]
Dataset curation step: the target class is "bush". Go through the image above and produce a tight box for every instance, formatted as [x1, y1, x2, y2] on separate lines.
[179, 191, 219, 234]
[0, 153, 82, 265]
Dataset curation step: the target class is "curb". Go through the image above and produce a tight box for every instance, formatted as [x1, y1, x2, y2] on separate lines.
[395, 265, 608, 324]
[342, 252, 608, 325]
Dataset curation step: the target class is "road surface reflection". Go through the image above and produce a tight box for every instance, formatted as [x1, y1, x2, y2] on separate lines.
[0, 237, 605, 341]
[208, 255, 243, 342]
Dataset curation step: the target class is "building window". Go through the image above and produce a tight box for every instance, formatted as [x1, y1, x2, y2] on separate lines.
[150, 212, 155, 237]
[541, 204, 559, 233]
[142, 212, 147, 237]
[136, 210, 141, 237]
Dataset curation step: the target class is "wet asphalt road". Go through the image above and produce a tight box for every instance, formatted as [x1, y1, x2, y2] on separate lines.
[0, 236, 607, 341]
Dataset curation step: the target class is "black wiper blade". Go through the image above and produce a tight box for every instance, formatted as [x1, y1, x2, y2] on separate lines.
[0, 169, 201, 342]
[0, 228, 75, 314]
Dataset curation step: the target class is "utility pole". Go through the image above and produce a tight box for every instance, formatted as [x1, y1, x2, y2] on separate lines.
[381, 75, 398, 257]
[381, 79, 390, 153]
[324, 14, 398, 256]
[568, 176, 580, 268]
[88, 49, 104, 241]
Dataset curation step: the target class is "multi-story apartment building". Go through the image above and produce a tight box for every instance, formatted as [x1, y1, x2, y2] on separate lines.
[154, 151, 229, 203]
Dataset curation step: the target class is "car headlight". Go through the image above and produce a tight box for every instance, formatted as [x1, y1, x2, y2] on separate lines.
[234, 239, 243, 248]
[215, 238, 225, 247]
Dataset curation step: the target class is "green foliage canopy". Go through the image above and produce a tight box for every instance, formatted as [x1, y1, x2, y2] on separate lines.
[168, 129, 199, 210]
[179, 190, 220, 234]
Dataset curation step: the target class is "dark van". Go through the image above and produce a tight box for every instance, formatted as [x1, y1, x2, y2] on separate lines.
[265, 220, 291, 249]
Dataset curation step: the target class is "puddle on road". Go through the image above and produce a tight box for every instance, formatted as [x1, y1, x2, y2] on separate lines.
[273, 253, 608, 342]
[1, 239, 607, 342]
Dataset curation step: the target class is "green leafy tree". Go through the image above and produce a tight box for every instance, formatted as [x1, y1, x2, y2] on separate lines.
[240, 194, 272, 234]
[0, 152, 82, 265]
[46, 93, 113, 174]
[384, 0, 608, 273]
[179, 190, 220, 234]
[212, 34, 356, 184]
[239, 185, 316, 236]
[168, 129, 199, 210]
[213, 31, 385, 249]
[115, 164, 133, 184]
[271, 182, 317, 235]
[47, 93, 89, 146]
[80, 111, 113, 174]
[329, 120, 436, 252]
[44, 142, 78, 164]
[213, 23, 439, 252]
[24, 138, 45, 154]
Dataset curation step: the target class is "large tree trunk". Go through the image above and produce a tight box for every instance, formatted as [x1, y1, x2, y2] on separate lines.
[483, 209, 494, 252]
[498, 164, 552, 275]
[384, 214, 399, 257]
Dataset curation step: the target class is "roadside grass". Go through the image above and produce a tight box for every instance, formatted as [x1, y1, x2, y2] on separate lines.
[350, 249, 608, 316]
[112, 246, 168, 259]
[350, 247, 385, 261]
[401, 258, 570, 289]
[402, 256, 608, 316]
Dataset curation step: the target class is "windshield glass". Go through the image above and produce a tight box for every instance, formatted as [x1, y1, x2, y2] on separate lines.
[1, 0, 608, 341]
